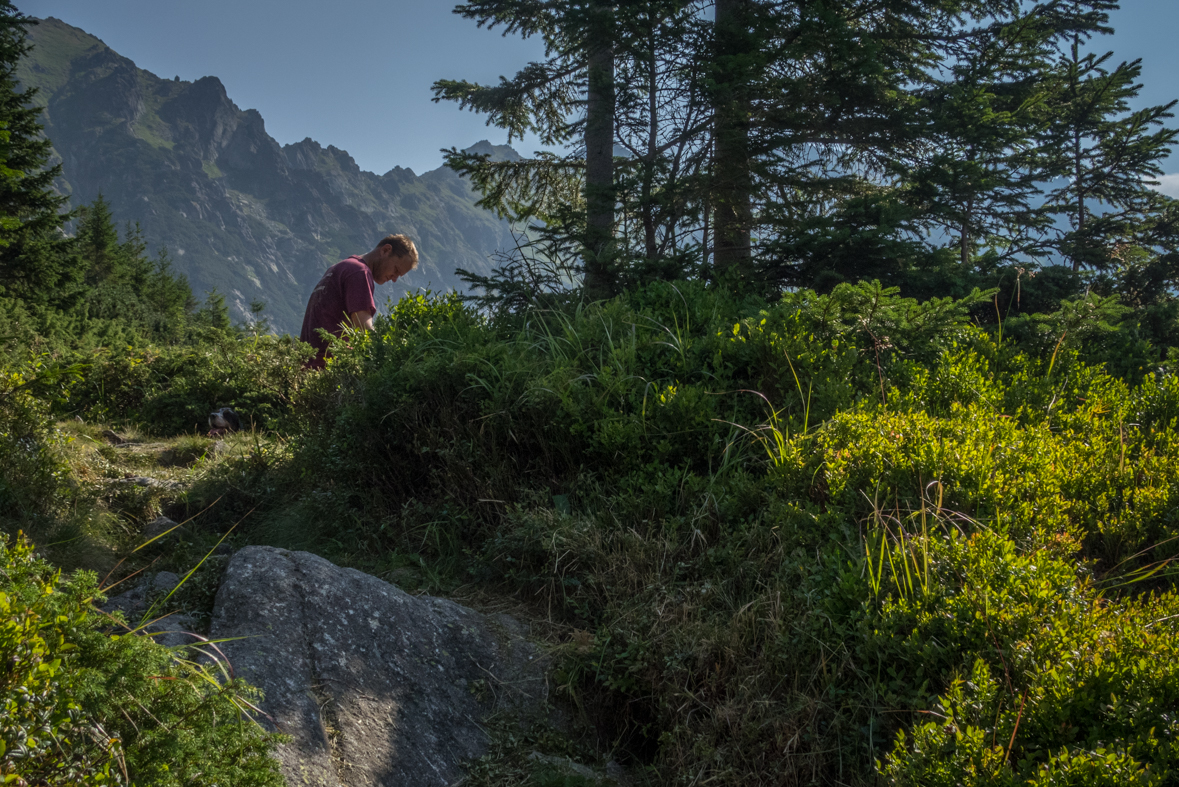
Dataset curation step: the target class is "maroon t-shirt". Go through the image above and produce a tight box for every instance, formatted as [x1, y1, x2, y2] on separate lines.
[299, 256, 376, 368]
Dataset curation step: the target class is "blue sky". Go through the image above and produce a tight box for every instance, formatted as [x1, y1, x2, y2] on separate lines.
[13, 0, 551, 175]
[13, 1, 1179, 192]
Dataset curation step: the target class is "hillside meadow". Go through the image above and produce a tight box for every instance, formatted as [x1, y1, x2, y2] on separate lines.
[6, 279, 1179, 784]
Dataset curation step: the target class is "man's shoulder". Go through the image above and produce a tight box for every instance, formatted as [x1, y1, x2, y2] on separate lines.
[329, 256, 368, 273]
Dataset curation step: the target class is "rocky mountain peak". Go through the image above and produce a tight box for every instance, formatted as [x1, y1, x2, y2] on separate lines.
[463, 139, 523, 162]
[19, 17, 523, 333]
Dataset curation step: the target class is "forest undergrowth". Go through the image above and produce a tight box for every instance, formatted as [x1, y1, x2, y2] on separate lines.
[176, 279, 1179, 785]
[6, 278, 1179, 785]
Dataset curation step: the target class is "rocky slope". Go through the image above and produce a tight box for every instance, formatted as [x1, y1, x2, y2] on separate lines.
[17, 17, 521, 333]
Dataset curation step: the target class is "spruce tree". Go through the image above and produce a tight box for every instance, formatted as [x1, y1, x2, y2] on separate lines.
[434, 1, 708, 298]
[76, 193, 119, 287]
[896, 2, 1087, 272]
[611, 1, 710, 282]
[748, 0, 968, 288]
[583, 0, 618, 298]
[0, 2, 73, 305]
[75, 194, 194, 338]
[436, 0, 1178, 299]
[433, 1, 616, 296]
[1038, 33, 1178, 271]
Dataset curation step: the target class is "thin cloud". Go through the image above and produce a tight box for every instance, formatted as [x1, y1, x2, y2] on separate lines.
[1148, 173, 1179, 198]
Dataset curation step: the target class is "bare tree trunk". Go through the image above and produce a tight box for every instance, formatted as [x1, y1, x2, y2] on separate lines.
[1073, 128, 1085, 272]
[584, 0, 616, 299]
[712, 0, 753, 282]
[1070, 31, 1084, 272]
[643, 29, 659, 264]
[960, 195, 974, 267]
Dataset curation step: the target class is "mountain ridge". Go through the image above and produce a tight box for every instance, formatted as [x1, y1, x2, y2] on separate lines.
[17, 17, 517, 332]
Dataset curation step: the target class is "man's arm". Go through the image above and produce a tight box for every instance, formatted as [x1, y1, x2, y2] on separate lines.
[348, 310, 375, 331]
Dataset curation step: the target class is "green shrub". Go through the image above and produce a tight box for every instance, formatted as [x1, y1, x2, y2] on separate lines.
[0, 537, 122, 784]
[65, 329, 313, 434]
[229, 281, 1179, 785]
[0, 534, 285, 786]
[0, 358, 78, 534]
[879, 533, 1179, 786]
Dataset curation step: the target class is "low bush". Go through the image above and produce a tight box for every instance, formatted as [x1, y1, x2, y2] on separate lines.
[241, 280, 1179, 785]
[0, 357, 82, 541]
[0, 534, 285, 785]
[62, 328, 313, 435]
[879, 532, 1179, 786]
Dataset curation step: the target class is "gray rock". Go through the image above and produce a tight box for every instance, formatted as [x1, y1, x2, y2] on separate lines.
[152, 571, 181, 595]
[209, 546, 550, 787]
[100, 575, 195, 648]
[148, 613, 198, 648]
[101, 570, 180, 617]
[101, 580, 147, 621]
[143, 515, 179, 543]
[528, 752, 601, 782]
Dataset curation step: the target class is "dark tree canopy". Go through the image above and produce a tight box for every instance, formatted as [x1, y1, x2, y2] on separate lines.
[437, 0, 1177, 341]
[0, 2, 74, 305]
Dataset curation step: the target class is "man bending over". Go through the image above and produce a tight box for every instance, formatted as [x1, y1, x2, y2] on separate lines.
[300, 234, 418, 368]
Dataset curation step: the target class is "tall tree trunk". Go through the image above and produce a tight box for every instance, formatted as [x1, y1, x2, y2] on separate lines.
[961, 195, 974, 267]
[1073, 126, 1086, 271]
[642, 28, 658, 265]
[584, 0, 616, 299]
[712, 0, 753, 282]
[1070, 31, 1084, 272]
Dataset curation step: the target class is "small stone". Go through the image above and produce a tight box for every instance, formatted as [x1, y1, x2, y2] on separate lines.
[101, 583, 147, 621]
[528, 752, 601, 782]
[101, 429, 125, 445]
[152, 571, 181, 595]
[143, 515, 178, 542]
[147, 614, 197, 649]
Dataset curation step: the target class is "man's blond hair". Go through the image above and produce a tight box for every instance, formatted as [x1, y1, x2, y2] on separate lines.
[378, 234, 419, 269]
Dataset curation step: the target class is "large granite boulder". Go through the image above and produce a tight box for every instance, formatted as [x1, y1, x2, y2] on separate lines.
[208, 546, 550, 787]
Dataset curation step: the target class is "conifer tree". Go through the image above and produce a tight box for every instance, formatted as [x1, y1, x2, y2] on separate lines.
[611, 2, 711, 281]
[1038, 26, 1178, 271]
[583, 0, 618, 298]
[0, 2, 73, 305]
[437, 0, 1178, 299]
[896, 2, 1097, 271]
[748, 0, 976, 288]
[434, 1, 708, 298]
[434, 1, 617, 296]
[75, 194, 194, 338]
[77, 193, 119, 287]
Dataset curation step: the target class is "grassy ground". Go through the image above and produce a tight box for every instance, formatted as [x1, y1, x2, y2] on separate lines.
[30, 419, 626, 785]
[12, 280, 1179, 786]
[30, 421, 269, 627]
